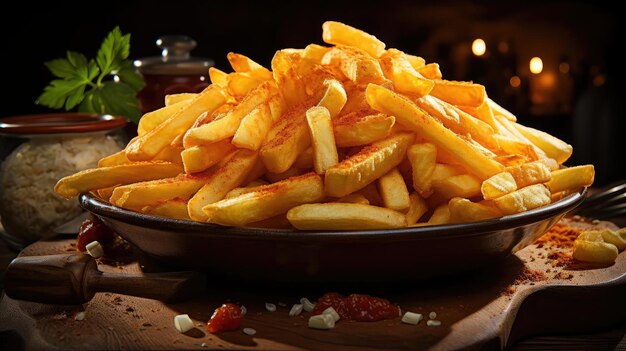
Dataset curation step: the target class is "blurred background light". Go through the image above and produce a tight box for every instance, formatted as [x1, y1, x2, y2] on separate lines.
[472, 38, 486, 56]
[530, 57, 543, 74]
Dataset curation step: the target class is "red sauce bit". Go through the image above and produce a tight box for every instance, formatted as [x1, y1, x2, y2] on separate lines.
[76, 217, 114, 251]
[312, 293, 400, 322]
[206, 303, 243, 333]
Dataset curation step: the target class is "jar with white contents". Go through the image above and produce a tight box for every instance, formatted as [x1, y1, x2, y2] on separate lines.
[0, 113, 127, 248]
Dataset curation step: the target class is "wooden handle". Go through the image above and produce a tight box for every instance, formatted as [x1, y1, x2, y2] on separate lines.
[5, 253, 205, 305]
[5, 254, 96, 305]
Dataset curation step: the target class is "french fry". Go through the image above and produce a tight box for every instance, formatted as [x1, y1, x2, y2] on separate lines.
[110, 172, 211, 211]
[260, 104, 311, 173]
[321, 46, 387, 85]
[306, 106, 339, 174]
[98, 150, 129, 167]
[208, 67, 230, 88]
[378, 49, 434, 97]
[187, 150, 259, 221]
[335, 193, 370, 205]
[317, 79, 347, 118]
[265, 167, 303, 183]
[573, 238, 618, 264]
[492, 184, 551, 215]
[481, 172, 518, 200]
[416, 95, 498, 150]
[294, 146, 314, 168]
[488, 98, 516, 121]
[96, 185, 118, 201]
[54, 162, 182, 199]
[458, 99, 498, 130]
[227, 72, 263, 100]
[417, 63, 442, 80]
[506, 160, 552, 188]
[202, 172, 325, 226]
[430, 80, 486, 107]
[427, 204, 450, 225]
[267, 93, 286, 122]
[272, 50, 307, 107]
[287, 203, 406, 230]
[365, 84, 503, 180]
[322, 21, 386, 58]
[359, 182, 384, 206]
[183, 81, 276, 147]
[405, 54, 425, 70]
[181, 139, 236, 174]
[153, 144, 183, 165]
[431, 163, 465, 182]
[333, 112, 395, 147]
[137, 99, 193, 136]
[303, 44, 330, 63]
[407, 143, 437, 198]
[378, 168, 410, 211]
[325, 132, 414, 197]
[493, 134, 538, 161]
[431, 174, 482, 204]
[227, 52, 273, 80]
[545, 165, 595, 193]
[225, 180, 270, 199]
[448, 197, 500, 223]
[406, 192, 428, 225]
[142, 199, 191, 220]
[514, 123, 573, 164]
[127, 85, 227, 160]
[232, 103, 273, 150]
[165, 93, 197, 106]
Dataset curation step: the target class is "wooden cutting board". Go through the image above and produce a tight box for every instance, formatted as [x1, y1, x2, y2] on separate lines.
[1, 218, 625, 350]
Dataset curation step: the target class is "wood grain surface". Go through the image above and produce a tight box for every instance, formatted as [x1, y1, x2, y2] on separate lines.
[1, 218, 626, 350]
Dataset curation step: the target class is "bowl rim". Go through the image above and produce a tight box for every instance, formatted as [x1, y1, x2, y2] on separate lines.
[0, 113, 127, 135]
[80, 187, 587, 241]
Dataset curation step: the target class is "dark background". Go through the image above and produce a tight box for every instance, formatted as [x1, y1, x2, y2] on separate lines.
[1, 0, 624, 185]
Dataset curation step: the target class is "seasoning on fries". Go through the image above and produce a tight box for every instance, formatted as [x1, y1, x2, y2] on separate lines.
[55, 21, 594, 230]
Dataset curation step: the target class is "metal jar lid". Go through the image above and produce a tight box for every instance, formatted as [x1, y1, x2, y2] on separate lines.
[133, 35, 214, 75]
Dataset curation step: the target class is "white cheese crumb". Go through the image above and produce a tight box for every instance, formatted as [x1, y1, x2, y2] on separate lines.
[85, 241, 103, 259]
[289, 304, 303, 317]
[429, 311, 437, 319]
[265, 303, 277, 312]
[300, 297, 316, 312]
[74, 312, 86, 321]
[174, 314, 194, 333]
[308, 314, 335, 330]
[427, 320, 442, 327]
[240, 305, 247, 315]
[401, 312, 422, 325]
[243, 328, 256, 336]
[322, 307, 340, 322]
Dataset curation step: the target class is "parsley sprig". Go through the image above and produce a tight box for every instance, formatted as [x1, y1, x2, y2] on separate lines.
[37, 27, 144, 123]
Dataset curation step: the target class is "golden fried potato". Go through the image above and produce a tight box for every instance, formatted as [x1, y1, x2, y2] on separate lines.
[378, 167, 410, 211]
[322, 21, 386, 58]
[306, 106, 338, 174]
[492, 184, 551, 215]
[287, 203, 407, 230]
[545, 165, 595, 193]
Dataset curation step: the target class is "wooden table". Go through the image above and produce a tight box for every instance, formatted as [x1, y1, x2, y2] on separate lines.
[1, 218, 626, 350]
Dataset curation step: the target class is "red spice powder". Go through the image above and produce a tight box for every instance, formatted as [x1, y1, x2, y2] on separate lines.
[534, 222, 582, 250]
[503, 267, 547, 296]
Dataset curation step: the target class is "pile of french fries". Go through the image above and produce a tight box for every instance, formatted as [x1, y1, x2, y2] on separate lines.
[55, 21, 595, 230]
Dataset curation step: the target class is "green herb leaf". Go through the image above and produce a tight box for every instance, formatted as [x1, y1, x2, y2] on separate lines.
[117, 61, 145, 91]
[37, 52, 100, 110]
[96, 26, 130, 76]
[38, 26, 143, 121]
[79, 81, 141, 123]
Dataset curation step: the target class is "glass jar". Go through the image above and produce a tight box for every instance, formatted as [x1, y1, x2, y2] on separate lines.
[134, 35, 214, 114]
[0, 113, 127, 248]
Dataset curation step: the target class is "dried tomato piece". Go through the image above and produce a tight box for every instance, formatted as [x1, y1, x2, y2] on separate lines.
[207, 303, 243, 333]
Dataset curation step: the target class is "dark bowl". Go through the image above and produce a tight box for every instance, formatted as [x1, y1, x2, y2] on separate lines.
[80, 188, 586, 282]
